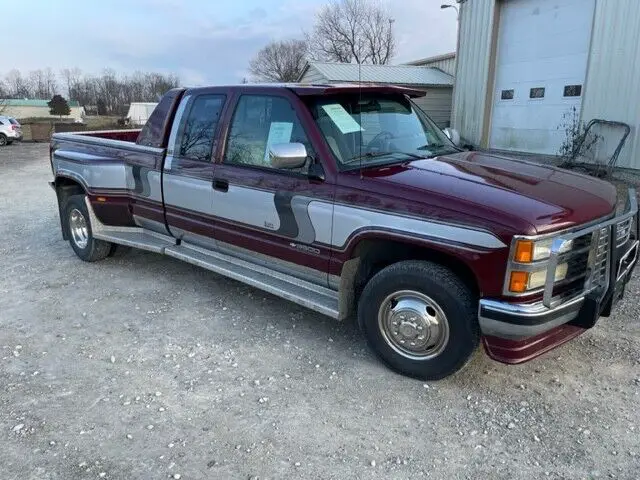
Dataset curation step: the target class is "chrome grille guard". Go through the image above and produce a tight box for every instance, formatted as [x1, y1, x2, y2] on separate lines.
[543, 188, 639, 308]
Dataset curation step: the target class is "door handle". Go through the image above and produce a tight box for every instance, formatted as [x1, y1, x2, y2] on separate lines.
[213, 178, 229, 192]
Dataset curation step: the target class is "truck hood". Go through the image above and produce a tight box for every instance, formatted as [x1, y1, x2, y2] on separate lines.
[362, 151, 617, 234]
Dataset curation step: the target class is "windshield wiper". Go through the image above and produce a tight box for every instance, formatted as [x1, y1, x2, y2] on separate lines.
[344, 151, 423, 165]
[417, 143, 461, 154]
[417, 143, 446, 150]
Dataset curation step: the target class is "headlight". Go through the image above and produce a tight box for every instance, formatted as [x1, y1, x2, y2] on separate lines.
[527, 263, 568, 289]
[508, 263, 568, 293]
[514, 238, 573, 262]
[506, 237, 574, 294]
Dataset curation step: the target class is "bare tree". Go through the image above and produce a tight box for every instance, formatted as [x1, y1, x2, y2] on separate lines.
[29, 69, 57, 99]
[0, 79, 7, 113]
[60, 68, 83, 98]
[306, 0, 395, 64]
[43, 68, 57, 99]
[5, 70, 32, 98]
[249, 39, 308, 82]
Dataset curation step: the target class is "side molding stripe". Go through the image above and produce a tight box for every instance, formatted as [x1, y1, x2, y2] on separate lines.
[308, 201, 507, 250]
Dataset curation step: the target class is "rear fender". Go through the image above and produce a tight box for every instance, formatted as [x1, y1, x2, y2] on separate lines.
[54, 176, 87, 240]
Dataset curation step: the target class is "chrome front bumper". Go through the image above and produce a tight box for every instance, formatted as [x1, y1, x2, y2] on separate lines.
[480, 188, 639, 341]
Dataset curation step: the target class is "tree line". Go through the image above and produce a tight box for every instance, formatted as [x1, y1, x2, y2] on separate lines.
[249, 0, 395, 83]
[0, 68, 179, 115]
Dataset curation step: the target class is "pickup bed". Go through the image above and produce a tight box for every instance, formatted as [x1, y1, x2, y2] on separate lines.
[50, 84, 639, 380]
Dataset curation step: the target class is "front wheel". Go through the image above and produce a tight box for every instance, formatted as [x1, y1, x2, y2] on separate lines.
[0, 134, 6, 146]
[63, 195, 113, 262]
[358, 260, 479, 380]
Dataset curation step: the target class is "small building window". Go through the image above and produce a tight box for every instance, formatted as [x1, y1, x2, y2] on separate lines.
[529, 87, 545, 99]
[563, 85, 582, 97]
[501, 89, 514, 100]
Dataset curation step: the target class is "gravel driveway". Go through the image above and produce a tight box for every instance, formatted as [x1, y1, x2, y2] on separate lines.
[1, 143, 639, 480]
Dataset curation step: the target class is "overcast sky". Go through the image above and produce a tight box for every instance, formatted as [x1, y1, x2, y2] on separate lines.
[5, 0, 457, 86]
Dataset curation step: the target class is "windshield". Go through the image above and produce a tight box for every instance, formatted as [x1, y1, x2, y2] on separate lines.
[308, 94, 458, 169]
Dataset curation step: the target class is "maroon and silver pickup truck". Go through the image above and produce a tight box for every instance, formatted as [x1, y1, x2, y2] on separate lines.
[49, 84, 639, 380]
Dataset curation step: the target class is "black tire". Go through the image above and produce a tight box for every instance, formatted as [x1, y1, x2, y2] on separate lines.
[108, 244, 131, 257]
[0, 134, 6, 147]
[63, 194, 112, 262]
[358, 260, 479, 380]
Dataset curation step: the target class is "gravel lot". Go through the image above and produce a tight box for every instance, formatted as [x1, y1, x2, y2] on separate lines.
[1, 143, 639, 480]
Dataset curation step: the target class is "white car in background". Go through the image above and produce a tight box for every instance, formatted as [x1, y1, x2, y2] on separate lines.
[0, 116, 23, 146]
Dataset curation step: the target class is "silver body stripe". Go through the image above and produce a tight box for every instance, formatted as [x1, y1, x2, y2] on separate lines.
[54, 156, 163, 203]
[308, 201, 507, 250]
[163, 175, 282, 232]
[56, 158, 127, 190]
[212, 186, 281, 231]
[163, 173, 215, 215]
[54, 150, 116, 163]
[146, 170, 163, 202]
[307, 201, 334, 245]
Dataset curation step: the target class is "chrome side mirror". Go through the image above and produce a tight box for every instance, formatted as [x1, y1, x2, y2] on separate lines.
[443, 127, 461, 147]
[269, 143, 308, 169]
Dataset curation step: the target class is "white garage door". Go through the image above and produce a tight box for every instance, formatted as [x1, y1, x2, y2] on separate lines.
[489, 0, 595, 154]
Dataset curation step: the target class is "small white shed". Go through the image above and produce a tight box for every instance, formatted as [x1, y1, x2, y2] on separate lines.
[127, 102, 158, 126]
[297, 62, 455, 128]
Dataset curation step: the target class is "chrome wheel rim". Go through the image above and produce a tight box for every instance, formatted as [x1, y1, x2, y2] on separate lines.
[69, 208, 89, 249]
[0, 136, 6, 146]
[377, 290, 450, 360]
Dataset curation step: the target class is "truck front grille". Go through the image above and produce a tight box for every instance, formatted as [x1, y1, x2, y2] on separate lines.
[565, 233, 592, 281]
[591, 227, 610, 291]
[616, 217, 633, 247]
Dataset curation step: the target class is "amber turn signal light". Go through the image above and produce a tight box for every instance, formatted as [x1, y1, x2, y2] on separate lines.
[514, 240, 533, 263]
[509, 271, 529, 293]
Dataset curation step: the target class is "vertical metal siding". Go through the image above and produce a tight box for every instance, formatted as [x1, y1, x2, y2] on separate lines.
[452, 0, 497, 146]
[581, 0, 640, 169]
[438, 57, 457, 76]
[421, 57, 457, 76]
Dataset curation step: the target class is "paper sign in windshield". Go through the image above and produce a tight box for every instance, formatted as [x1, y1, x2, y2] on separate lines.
[321, 104, 363, 134]
[264, 122, 294, 163]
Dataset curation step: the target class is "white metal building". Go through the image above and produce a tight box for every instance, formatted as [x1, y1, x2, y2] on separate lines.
[127, 102, 158, 126]
[298, 62, 455, 127]
[453, 0, 640, 169]
[404, 52, 457, 76]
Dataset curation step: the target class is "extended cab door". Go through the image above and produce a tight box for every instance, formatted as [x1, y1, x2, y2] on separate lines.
[162, 90, 228, 248]
[211, 91, 335, 287]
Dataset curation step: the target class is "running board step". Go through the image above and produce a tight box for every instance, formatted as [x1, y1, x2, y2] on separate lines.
[94, 230, 175, 254]
[165, 243, 340, 319]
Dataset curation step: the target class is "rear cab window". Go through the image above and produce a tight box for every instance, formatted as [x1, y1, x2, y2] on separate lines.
[136, 88, 184, 148]
[175, 94, 226, 162]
